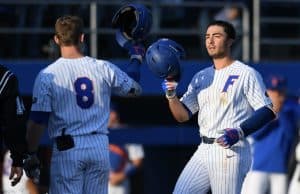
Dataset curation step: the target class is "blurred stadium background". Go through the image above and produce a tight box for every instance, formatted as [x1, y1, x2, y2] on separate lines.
[0, 0, 299, 194]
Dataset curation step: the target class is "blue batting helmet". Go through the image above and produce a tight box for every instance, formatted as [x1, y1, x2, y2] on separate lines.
[265, 75, 287, 92]
[112, 3, 152, 41]
[109, 144, 128, 172]
[146, 38, 185, 79]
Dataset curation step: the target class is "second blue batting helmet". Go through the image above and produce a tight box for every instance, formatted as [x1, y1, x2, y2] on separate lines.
[109, 144, 128, 173]
[265, 75, 287, 92]
[112, 3, 152, 41]
[146, 38, 185, 79]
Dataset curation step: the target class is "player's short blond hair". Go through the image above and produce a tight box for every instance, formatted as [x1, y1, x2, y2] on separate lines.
[55, 15, 83, 46]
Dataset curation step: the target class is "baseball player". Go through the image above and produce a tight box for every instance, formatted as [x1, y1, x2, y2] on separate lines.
[161, 20, 276, 194]
[24, 15, 144, 194]
[107, 104, 144, 194]
[108, 143, 144, 194]
[241, 75, 299, 194]
[0, 64, 27, 188]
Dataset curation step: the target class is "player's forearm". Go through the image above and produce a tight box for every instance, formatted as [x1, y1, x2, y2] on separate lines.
[126, 59, 143, 96]
[2, 95, 27, 166]
[168, 97, 190, 122]
[3, 124, 27, 166]
[240, 105, 276, 137]
[127, 58, 141, 82]
[26, 120, 45, 152]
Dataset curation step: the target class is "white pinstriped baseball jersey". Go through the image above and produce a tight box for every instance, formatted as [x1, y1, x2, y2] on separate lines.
[173, 60, 272, 194]
[31, 56, 141, 194]
[181, 60, 272, 138]
[31, 56, 138, 138]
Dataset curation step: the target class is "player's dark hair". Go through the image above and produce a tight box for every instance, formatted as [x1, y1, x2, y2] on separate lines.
[207, 20, 236, 40]
[55, 15, 84, 46]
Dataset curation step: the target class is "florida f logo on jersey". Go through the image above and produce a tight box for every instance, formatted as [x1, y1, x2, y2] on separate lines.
[220, 75, 239, 105]
[222, 75, 239, 92]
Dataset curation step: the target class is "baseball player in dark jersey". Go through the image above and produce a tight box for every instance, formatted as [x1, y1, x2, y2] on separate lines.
[0, 64, 27, 188]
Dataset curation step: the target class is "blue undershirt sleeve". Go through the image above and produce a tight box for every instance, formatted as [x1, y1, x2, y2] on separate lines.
[240, 106, 276, 137]
[127, 59, 141, 83]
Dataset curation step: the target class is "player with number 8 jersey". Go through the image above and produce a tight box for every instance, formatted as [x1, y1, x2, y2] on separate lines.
[25, 15, 144, 194]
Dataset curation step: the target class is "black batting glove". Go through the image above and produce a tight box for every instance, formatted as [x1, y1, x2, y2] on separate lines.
[23, 152, 40, 184]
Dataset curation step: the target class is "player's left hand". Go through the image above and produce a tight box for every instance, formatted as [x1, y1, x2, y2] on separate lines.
[9, 166, 23, 186]
[216, 128, 244, 148]
[23, 153, 40, 184]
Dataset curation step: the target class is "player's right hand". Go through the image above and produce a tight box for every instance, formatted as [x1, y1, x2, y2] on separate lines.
[162, 79, 178, 99]
[115, 30, 145, 63]
[127, 43, 145, 63]
[23, 153, 40, 184]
